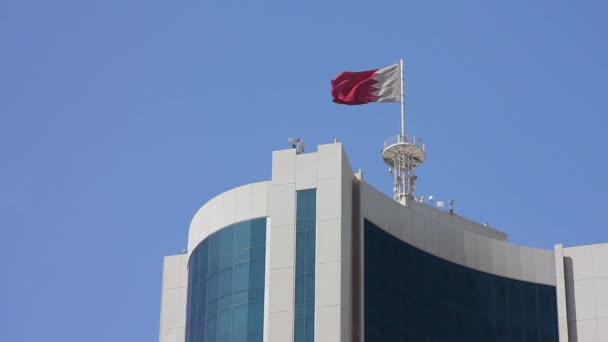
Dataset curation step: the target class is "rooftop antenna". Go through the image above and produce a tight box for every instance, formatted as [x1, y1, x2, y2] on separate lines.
[381, 59, 426, 206]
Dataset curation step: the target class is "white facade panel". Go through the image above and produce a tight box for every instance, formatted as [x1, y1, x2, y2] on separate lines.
[491, 239, 508, 277]
[534, 248, 556, 285]
[565, 246, 595, 281]
[271, 149, 296, 185]
[476, 235, 494, 274]
[594, 277, 608, 318]
[569, 319, 598, 342]
[317, 177, 342, 222]
[435, 220, 451, 261]
[520, 246, 537, 282]
[315, 305, 341, 342]
[268, 311, 294, 341]
[160, 288, 179, 330]
[268, 268, 295, 313]
[250, 181, 271, 218]
[162, 256, 181, 290]
[447, 227, 465, 266]
[505, 243, 522, 280]
[175, 329, 185, 342]
[423, 221, 439, 256]
[268, 224, 295, 269]
[316, 219, 342, 264]
[409, 212, 425, 250]
[597, 318, 608, 342]
[316, 261, 341, 307]
[159, 329, 178, 342]
[569, 279, 597, 321]
[592, 244, 608, 278]
[208, 197, 221, 235]
[317, 143, 342, 180]
[269, 183, 295, 227]
[176, 286, 187, 328]
[234, 184, 252, 223]
[295, 153, 318, 190]
[463, 231, 479, 270]
[558, 317, 569, 342]
[220, 188, 236, 228]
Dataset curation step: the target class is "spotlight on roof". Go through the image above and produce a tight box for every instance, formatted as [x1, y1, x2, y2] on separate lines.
[288, 137, 305, 154]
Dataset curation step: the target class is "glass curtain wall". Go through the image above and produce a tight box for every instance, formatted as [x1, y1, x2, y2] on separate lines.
[295, 189, 316, 342]
[186, 218, 267, 342]
[364, 219, 558, 342]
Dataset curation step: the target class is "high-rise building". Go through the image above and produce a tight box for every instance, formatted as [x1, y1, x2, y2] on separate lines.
[159, 141, 608, 342]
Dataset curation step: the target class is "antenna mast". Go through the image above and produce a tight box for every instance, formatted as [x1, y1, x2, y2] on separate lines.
[381, 59, 426, 206]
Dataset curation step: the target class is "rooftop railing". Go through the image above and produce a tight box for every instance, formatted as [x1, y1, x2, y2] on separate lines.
[382, 135, 425, 151]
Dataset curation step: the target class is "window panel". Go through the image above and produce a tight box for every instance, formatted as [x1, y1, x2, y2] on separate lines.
[297, 191, 306, 219]
[307, 191, 316, 218]
[219, 266, 233, 297]
[208, 234, 220, 274]
[250, 219, 266, 247]
[247, 301, 264, 332]
[295, 318, 305, 342]
[235, 222, 251, 248]
[295, 189, 316, 342]
[219, 226, 234, 268]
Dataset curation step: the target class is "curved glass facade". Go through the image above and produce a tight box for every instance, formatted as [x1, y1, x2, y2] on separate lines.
[364, 219, 558, 342]
[186, 218, 267, 342]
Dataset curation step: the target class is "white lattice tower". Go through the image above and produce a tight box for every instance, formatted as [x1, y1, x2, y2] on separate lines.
[382, 135, 425, 205]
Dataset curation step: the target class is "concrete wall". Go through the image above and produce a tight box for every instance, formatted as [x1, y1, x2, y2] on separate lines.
[187, 181, 271, 256]
[557, 243, 608, 342]
[266, 142, 354, 342]
[159, 254, 188, 342]
[360, 181, 556, 286]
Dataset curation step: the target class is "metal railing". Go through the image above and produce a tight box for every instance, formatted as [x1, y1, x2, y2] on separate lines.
[382, 135, 425, 151]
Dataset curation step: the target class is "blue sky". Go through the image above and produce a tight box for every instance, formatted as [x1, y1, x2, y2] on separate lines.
[1, 0, 607, 341]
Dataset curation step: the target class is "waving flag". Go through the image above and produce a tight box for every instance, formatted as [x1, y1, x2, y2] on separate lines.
[331, 63, 401, 105]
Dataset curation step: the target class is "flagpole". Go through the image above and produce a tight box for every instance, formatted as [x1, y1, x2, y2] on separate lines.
[400, 58, 405, 137]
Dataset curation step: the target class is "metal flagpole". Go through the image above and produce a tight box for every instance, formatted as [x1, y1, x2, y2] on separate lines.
[400, 58, 405, 137]
[383, 57, 425, 206]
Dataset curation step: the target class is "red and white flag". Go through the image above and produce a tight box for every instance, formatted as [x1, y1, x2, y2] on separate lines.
[331, 63, 401, 105]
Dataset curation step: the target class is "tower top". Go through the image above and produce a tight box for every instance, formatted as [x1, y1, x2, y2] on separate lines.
[382, 134, 425, 205]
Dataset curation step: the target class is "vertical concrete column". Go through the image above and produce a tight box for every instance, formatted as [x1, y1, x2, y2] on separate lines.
[315, 143, 353, 342]
[554, 244, 570, 342]
[159, 254, 188, 342]
[267, 148, 297, 341]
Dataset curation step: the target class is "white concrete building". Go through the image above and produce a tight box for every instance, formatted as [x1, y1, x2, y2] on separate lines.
[159, 142, 608, 342]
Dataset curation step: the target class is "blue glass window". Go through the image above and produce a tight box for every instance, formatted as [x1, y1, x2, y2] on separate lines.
[186, 218, 267, 342]
[364, 219, 558, 342]
[295, 189, 316, 342]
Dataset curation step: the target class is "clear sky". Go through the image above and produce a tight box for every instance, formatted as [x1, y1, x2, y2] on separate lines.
[1, 0, 607, 341]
